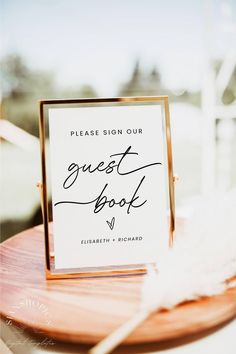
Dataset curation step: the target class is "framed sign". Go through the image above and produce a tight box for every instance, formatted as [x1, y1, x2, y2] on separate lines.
[39, 96, 175, 279]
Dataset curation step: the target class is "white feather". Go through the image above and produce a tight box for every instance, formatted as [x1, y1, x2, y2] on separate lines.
[142, 190, 236, 312]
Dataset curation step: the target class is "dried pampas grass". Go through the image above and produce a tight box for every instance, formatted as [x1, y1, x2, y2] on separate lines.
[90, 191, 236, 354]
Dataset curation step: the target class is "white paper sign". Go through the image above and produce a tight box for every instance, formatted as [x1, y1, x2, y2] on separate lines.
[48, 104, 169, 270]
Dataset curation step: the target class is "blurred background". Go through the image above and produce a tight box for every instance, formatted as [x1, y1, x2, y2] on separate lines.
[0, 0, 236, 241]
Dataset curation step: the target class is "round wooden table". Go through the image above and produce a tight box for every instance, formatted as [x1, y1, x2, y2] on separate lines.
[1, 224, 236, 345]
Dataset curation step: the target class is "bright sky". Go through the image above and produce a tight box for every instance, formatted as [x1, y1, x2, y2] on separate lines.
[1, 0, 236, 95]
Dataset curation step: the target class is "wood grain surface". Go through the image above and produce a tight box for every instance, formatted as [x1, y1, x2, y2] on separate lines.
[0, 224, 236, 345]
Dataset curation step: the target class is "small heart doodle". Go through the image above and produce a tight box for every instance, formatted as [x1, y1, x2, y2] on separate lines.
[106, 217, 115, 230]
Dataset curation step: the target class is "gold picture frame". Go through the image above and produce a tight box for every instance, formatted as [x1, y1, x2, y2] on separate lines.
[39, 96, 175, 279]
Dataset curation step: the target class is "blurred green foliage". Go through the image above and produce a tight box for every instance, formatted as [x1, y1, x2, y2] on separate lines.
[118, 60, 201, 106]
[0, 54, 97, 136]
